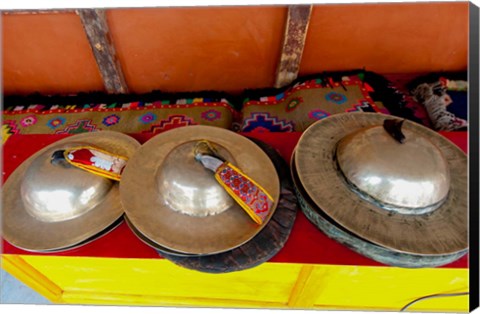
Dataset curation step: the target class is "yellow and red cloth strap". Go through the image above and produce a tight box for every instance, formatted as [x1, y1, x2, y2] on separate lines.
[194, 142, 274, 225]
[63, 146, 128, 181]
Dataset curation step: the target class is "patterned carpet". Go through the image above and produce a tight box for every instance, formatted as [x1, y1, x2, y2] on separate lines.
[3, 70, 468, 144]
[2, 70, 412, 144]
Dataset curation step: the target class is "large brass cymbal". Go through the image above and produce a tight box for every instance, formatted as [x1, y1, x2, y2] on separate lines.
[120, 126, 280, 255]
[294, 113, 467, 255]
[2, 131, 140, 252]
[291, 152, 467, 267]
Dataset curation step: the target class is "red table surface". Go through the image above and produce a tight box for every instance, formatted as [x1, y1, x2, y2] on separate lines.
[1, 131, 469, 268]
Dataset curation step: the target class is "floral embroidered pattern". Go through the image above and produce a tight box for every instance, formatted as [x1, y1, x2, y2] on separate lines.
[286, 97, 303, 112]
[325, 92, 347, 105]
[20, 115, 38, 127]
[102, 114, 120, 127]
[201, 109, 222, 121]
[47, 117, 66, 129]
[1, 99, 234, 145]
[308, 109, 330, 120]
[139, 112, 157, 124]
[218, 163, 273, 223]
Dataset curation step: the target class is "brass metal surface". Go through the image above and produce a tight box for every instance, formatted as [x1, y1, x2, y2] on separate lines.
[336, 125, 450, 214]
[294, 113, 468, 255]
[290, 154, 468, 267]
[21, 150, 114, 222]
[120, 125, 280, 255]
[2, 131, 140, 252]
[37, 216, 124, 253]
[124, 216, 196, 257]
[157, 141, 235, 217]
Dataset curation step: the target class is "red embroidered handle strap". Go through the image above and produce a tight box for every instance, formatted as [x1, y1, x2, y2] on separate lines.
[194, 141, 274, 225]
[215, 162, 274, 224]
[63, 146, 128, 181]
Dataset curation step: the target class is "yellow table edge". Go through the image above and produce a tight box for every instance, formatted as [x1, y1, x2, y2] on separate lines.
[1, 254, 469, 312]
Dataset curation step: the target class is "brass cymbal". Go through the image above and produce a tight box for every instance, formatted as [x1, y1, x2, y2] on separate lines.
[2, 131, 140, 252]
[37, 216, 124, 253]
[294, 112, 467, 255]
[291, 152, 467, 267]
[120, 126, 280, 255]
[124, 216, 196, 257]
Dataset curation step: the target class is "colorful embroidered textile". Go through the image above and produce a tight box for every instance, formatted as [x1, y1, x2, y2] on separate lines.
[239, 73, 390, 132]
[3, 71, 434, 142]
[2, 98, 237, 143]
[410, 82, 468, 131]
[386, 74, 432, 128]
[406, 72, 468, 131]
[195, 141, 274, 225]
[216, 162, 273, 224]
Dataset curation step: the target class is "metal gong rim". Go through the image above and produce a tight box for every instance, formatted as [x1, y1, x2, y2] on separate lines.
[35, 216, 125, 253]
[2, 131, 141, 252]
[120, 125, 280, 255]
[124, 216, 197, 257]
[290, 154, 467, 267]
[294, 112, 468, 255]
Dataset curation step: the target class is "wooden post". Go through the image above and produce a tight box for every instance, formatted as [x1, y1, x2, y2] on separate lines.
[77, 9, 129, 94]
[274, 5, 313, 88]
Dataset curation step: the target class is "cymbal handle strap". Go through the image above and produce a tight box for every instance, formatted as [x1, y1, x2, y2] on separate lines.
[61, 146, 129, 181]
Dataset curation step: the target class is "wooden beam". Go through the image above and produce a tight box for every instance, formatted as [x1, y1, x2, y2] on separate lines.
[274, 5, 312, 88]
[77, 9, 129, 94]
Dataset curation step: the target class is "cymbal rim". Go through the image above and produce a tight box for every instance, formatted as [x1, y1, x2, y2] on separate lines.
[290, 153, 468, 267]
[124, 216, 197, 257]
[120, 126, 280, 255]
[294, 112, 468, 255]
